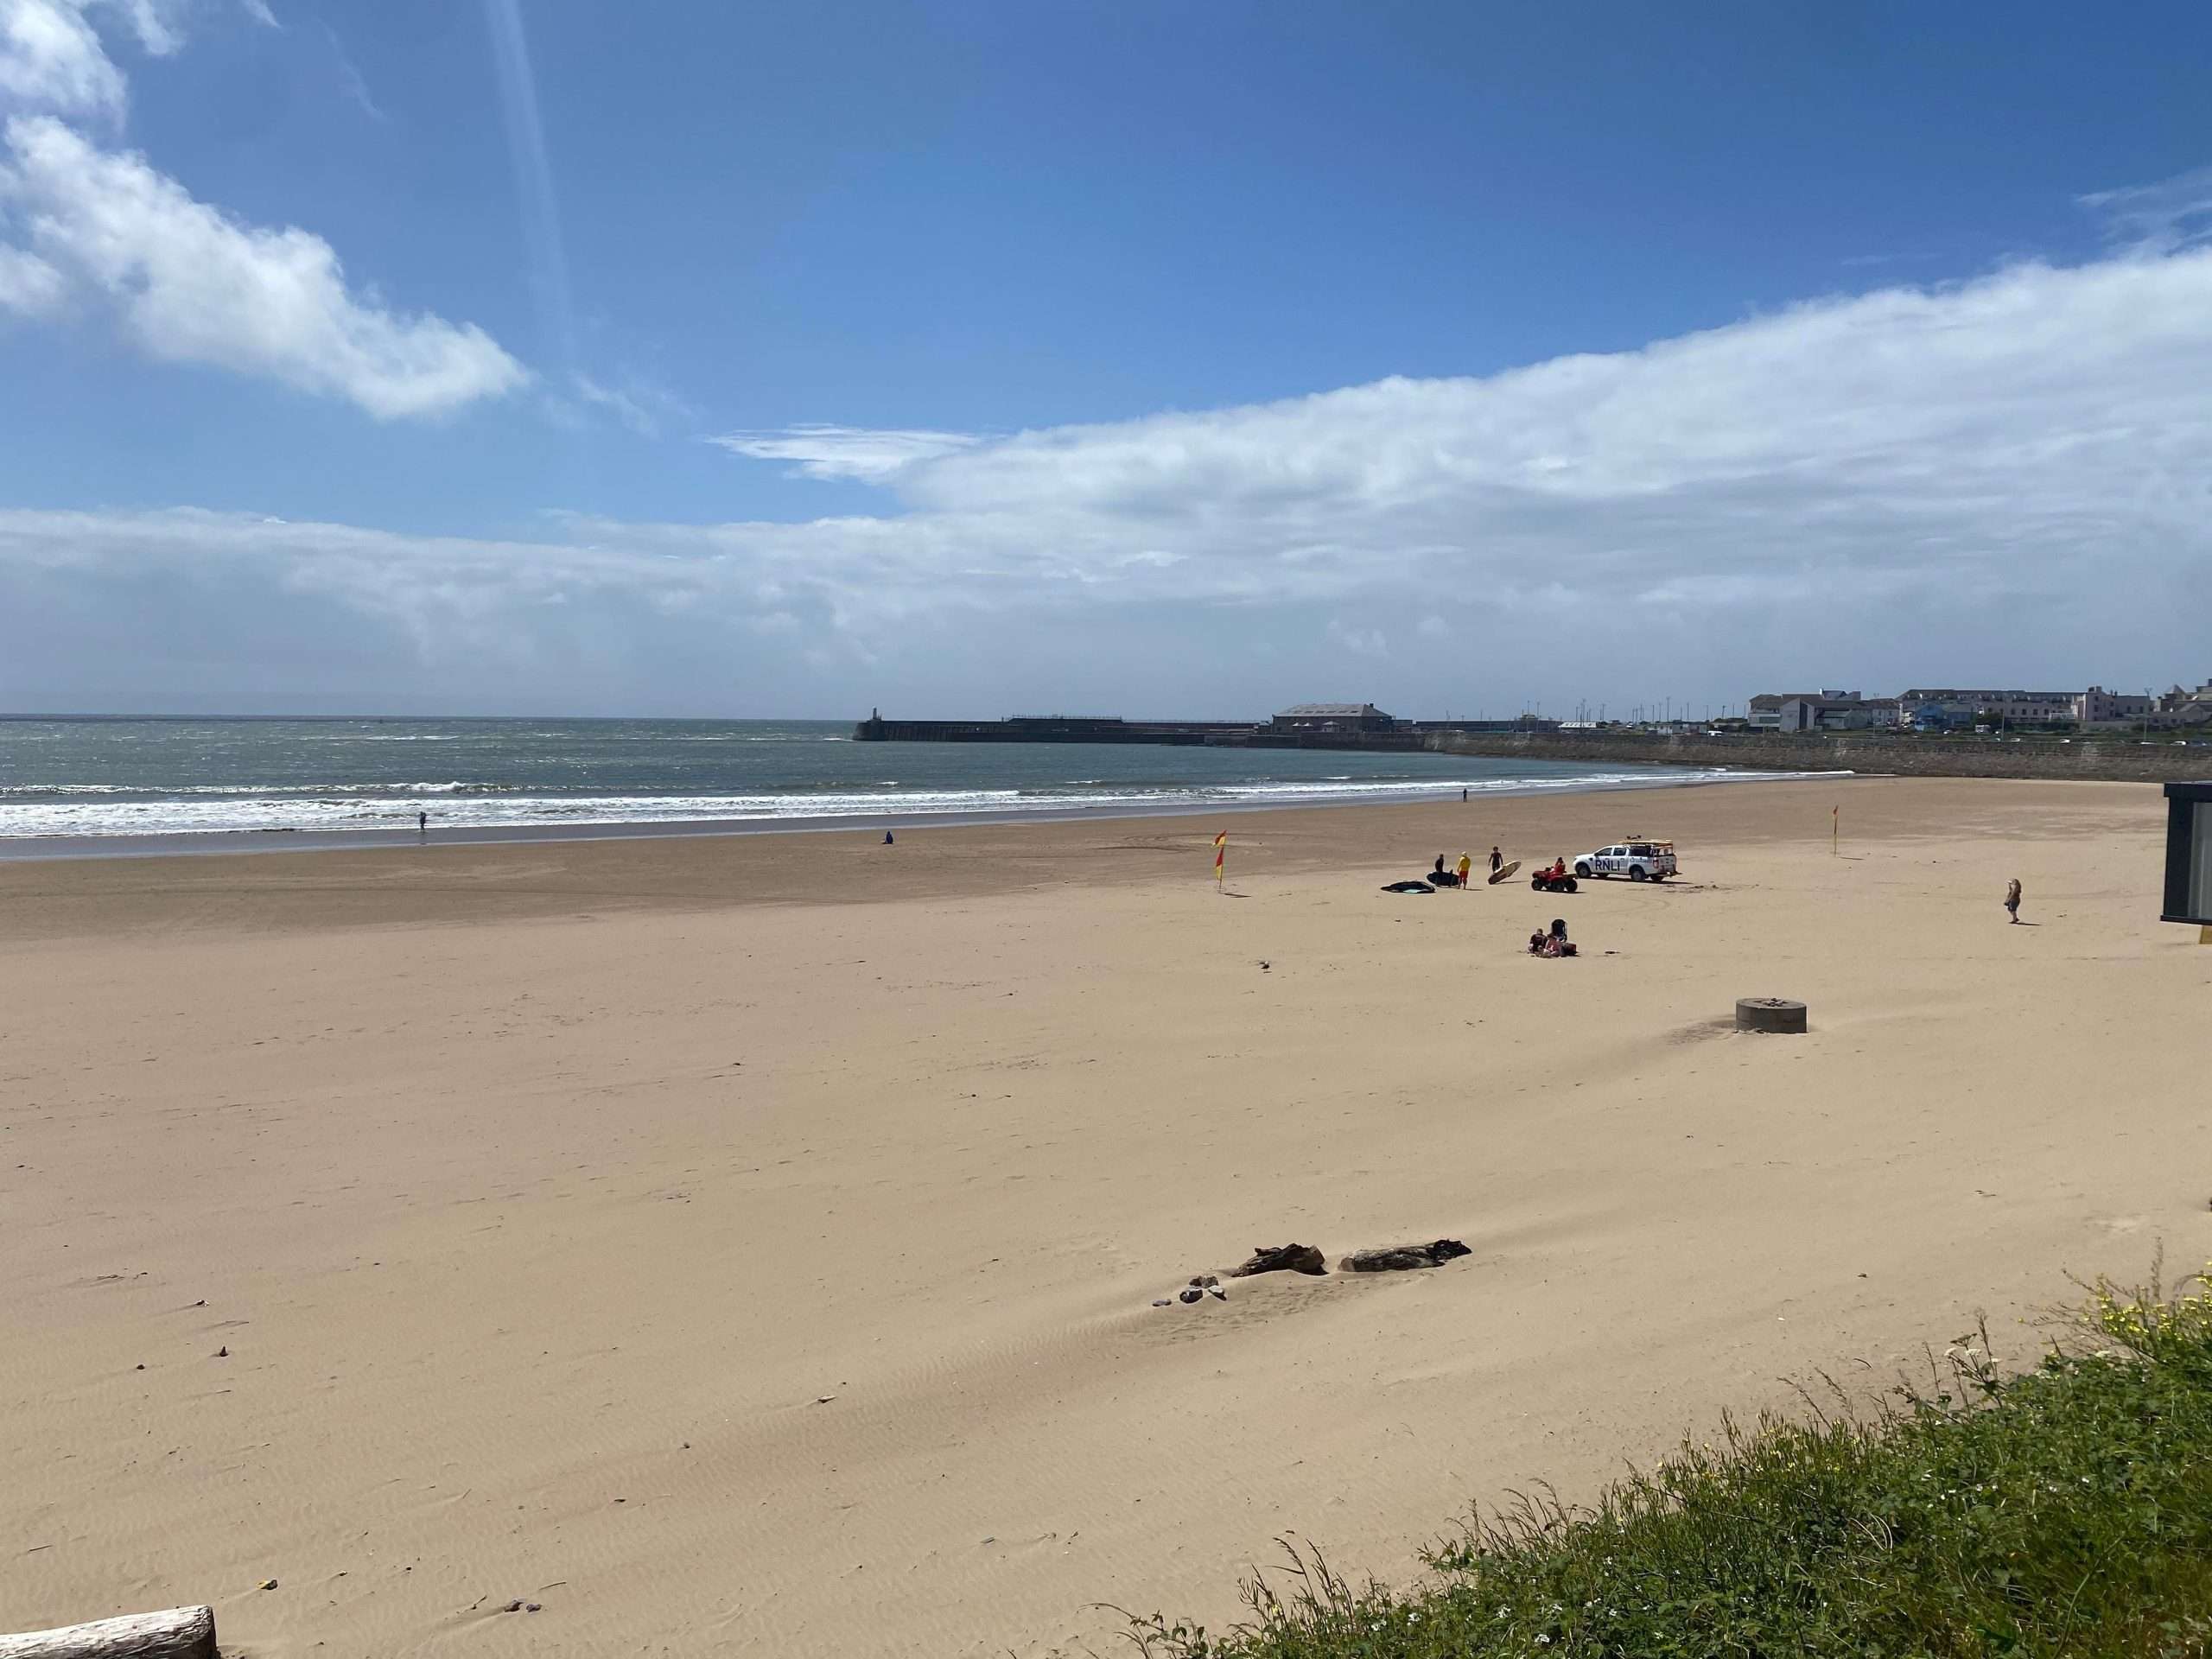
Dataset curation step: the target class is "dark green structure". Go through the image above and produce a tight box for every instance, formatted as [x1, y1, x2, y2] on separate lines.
[2163, 781, 2212, 925]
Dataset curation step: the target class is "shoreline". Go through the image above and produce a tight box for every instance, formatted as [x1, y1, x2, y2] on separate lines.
[0, 765, 1843, 863]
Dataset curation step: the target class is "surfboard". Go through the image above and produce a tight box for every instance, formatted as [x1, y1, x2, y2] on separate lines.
[1485, 860, 1522, 886]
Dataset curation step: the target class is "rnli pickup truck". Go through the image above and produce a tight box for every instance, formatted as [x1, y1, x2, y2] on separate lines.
[1573, 838, 1678, 882]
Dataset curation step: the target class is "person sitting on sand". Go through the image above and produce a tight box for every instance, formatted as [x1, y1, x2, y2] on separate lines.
[1528, 920, 1578, 958]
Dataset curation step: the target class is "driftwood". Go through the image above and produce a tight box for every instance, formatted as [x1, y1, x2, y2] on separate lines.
[1338, 1239, 1471, 1273]
[0, 1606, 216, 1659]
[1229, 1243, 1328, 1278]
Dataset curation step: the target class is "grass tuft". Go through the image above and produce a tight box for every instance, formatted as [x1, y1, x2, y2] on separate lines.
[1127, 1266, 2212, 1658]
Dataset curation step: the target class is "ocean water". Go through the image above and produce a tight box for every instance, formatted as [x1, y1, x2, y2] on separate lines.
[0, 716, 1765, 843]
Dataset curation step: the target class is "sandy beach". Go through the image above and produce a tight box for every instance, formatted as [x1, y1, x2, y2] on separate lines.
[3, 775, 2206, 1656]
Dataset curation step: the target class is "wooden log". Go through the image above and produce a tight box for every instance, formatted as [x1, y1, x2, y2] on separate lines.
[1338, 1239, 1471, 1273]
[0, 1606, 216, 1659]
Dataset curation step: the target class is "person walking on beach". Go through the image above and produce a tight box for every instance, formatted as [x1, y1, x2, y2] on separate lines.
[416, 810, 428, 837]
[2005, 876, 2022, 923]
[1456, 851, 1472, 889]
[1489, 846, 1503, 876]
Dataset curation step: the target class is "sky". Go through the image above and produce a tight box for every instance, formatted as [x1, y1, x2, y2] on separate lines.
[2, 2, 2209, 719]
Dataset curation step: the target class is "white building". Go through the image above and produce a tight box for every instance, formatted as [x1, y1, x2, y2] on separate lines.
[1749, 690, 1889, 732]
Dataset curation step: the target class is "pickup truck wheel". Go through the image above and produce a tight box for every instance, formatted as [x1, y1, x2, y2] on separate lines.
[1629, 865, 1648, 881]
[1573, 861, 1592, 878]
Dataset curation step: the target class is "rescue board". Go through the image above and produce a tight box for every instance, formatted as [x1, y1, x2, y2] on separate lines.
[1485, 860, 1522, 886]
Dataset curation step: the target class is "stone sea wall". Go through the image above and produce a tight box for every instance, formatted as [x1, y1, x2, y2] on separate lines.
[1427, 729, 2211, 785]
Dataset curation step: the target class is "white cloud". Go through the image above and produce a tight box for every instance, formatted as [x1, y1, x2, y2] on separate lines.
[1327, 618, 1388, 658]
[571, 371, 690, 438]
[482, 0, 570, 366]
[105, 0, 185, 55]
[1, 0, 524, 419]
[710, 423, 982, 483]
[6, 243, 2212, 713]
[322, 24, 385, 122]
[2080, 164, 2212, 254]
[239, 0, 276, 26]
[0, 238, 61, 308]
[1, 115, 526, 416]
[0, 0, 126, 119]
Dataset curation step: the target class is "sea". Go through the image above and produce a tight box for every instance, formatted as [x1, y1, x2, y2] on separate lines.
[0, 716, 1796, 853]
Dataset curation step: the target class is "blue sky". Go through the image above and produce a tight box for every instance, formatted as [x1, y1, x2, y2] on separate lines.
[3, 1, 2210, 715]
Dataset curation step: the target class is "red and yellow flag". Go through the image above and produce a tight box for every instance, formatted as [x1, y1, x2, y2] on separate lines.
[1213, 831, 1227, 884]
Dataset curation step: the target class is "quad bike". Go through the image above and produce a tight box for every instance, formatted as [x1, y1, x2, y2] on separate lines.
[1529, 868, 1579, 894]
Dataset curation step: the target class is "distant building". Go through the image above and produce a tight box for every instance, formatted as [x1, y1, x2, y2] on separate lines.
[2075, 687, 2155, 727]
[1270, 702, 1397, 734]
[1899, 689, 2080, 728]
[1751, 690, 1882, 732]
[2152, 680, 2212, 730]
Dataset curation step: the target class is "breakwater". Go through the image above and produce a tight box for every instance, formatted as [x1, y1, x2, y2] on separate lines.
[853, 715, 1255, 746]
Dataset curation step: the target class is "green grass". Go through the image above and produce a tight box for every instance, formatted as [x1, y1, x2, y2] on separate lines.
[1128, 1268, 2212, 1659]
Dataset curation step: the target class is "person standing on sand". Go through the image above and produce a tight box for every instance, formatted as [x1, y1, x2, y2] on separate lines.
[1456, 851, 1472, 889]
[1490, 846, 1503, 875]
[2005, 877, 2022, 923]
